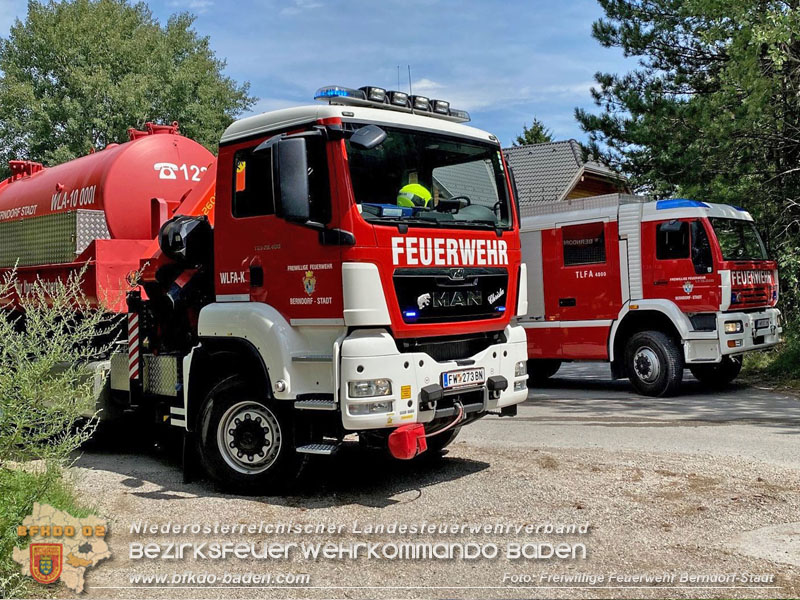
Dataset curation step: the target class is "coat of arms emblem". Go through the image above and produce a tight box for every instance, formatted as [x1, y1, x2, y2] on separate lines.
[303, 270, 316, 295]
[30, 543, 62, 584]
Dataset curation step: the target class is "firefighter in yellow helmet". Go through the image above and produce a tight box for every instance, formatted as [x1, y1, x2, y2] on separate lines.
[396, 183, 432, 208]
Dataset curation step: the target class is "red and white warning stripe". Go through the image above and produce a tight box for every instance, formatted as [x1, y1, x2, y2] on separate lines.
[128, 313, 140, 380]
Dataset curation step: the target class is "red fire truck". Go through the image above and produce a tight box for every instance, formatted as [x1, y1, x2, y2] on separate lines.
[0, 86, 529, 492]
[519, 193, 781, 396]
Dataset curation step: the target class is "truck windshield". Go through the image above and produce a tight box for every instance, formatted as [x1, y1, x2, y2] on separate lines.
[709, 217, 768, 261]
[345, 124, 511, 229]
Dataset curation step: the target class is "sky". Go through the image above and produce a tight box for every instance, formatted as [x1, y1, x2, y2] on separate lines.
[0, 0, 635, 147]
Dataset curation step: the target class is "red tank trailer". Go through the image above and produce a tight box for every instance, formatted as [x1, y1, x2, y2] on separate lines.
[0, 122, 215, 311]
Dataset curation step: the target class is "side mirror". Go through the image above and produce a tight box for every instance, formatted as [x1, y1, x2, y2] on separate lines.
[272, 137, 311, 223]
[349, 124, 387, 150]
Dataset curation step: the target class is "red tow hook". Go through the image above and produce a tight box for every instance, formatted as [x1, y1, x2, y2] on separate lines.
[388, 424, 428, 460]
[387, 402, 464, 460]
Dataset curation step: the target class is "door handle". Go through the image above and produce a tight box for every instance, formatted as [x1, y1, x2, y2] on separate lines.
[559, 297, 576, 307]
[249, 266, 264, 287]
[653, 279, 668, 286]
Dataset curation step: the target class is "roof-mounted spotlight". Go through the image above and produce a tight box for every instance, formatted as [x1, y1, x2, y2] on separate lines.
[431, 99, 450, 115]
[410, 95, 431, 111]
[387, 90, 410, 107]
[359, 86, 387, 103]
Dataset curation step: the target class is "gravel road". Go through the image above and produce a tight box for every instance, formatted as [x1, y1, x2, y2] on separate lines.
[64, 364, 800, 600]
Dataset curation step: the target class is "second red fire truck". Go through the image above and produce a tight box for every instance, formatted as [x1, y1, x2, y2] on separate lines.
[518, 193, 781, 396]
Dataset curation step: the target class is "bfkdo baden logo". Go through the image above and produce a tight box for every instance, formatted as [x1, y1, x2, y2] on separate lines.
[30, 543, 62, 584]
[13, 503, 111, 593]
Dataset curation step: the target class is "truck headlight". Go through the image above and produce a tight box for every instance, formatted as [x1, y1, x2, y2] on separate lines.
[724, 320, 743, 334]
[349, 401, 393, 415]
[515, 361, 527, 377]
[348, 379, 392, 398]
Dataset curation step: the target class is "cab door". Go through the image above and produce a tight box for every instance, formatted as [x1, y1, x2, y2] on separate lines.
[214, 133, 344, 325]
[644, 218, 717, 312]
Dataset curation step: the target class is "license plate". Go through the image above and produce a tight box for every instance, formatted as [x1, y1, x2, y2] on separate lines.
[442, 367, 485, 389]
[755, 318, 770, 330]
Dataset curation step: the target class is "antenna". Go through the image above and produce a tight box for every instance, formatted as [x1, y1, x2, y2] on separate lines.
[407, 65, 412, 96]
[397, 65, 400, 90]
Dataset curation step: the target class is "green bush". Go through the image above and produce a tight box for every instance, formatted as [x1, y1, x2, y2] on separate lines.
[0, 269, 117, 464]
[0, 269, 116, 598]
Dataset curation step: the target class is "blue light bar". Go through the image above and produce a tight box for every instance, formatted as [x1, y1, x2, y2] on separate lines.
[656, 199, 710, 210]
[403, 310, 418, 318]
[496, 306, 506, 312]
[314, 86, 367, 101]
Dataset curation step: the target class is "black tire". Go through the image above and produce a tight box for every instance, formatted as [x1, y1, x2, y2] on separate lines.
[624, 331, 684, 397]
[196, 376, 305, 494]
[527, 359, 562, 385]
[689, 355, 742, 387]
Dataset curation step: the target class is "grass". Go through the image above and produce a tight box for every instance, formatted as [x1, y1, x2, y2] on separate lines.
[741, 334, 800, 390]
[0, 466, 95, 599]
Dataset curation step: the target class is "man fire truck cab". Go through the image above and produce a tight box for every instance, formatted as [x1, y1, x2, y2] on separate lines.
[107, 86, 529, 491]
[519, 193, 781, 397]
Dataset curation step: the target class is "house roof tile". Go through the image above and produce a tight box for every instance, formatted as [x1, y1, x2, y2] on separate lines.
[503, 140, 620, 206]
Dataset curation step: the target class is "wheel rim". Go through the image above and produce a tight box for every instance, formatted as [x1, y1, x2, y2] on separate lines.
[217, 401, 281, 474]
[633, 346, 661, 383]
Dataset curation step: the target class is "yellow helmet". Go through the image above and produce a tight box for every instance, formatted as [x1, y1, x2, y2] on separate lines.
[397, 183, 432, 208]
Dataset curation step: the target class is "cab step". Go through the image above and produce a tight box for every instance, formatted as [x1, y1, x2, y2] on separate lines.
[296, 443, 339, 456]
[294, 398, 337, 411]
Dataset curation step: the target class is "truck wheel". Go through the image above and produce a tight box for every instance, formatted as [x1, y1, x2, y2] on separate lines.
[527, 359, 561, 385]
[624, 331, 684, 397]
[197, 377, 304, 494]
[689, 356, 742, 387]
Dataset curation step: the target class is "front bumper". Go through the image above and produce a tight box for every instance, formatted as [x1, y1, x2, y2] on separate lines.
[684, 307, 781, 363]
[339, 325, 529, 430]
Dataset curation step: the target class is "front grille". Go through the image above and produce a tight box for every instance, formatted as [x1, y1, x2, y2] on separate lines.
[733, 288, 769, 306]
[397, 331, 506, 362]
[394, 267, 509, 324]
